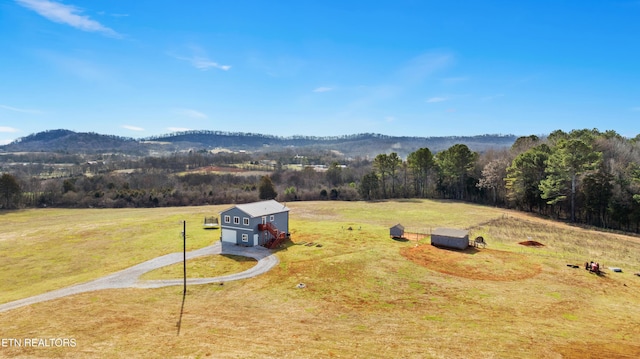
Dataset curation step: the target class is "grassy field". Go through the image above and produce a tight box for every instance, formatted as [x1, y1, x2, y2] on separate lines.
[140, 255, 256, 280]
[1, 200, 640, 358]
[0, 206, 225, 304]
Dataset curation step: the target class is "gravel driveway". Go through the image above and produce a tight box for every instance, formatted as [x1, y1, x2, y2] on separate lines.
[0, 242, 278, 313]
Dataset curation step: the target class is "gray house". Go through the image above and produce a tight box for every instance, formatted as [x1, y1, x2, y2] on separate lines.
[390, 224, 405, 239]
[220, 200, 290, 247]
[430, 228, 469, 250]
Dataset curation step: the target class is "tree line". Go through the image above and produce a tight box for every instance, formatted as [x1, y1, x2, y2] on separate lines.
[362, 129, 640, 232]
[1, 128, 639, 233]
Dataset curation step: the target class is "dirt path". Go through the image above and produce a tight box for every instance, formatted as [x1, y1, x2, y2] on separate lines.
[0, 243, 278, 313]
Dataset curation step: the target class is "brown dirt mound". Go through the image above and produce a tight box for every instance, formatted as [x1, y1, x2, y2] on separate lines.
[519, 240, 545, 247]
[401, 244, 541, 281]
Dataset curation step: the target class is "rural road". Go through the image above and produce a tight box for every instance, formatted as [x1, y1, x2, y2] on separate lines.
[0, 242, 278, 313]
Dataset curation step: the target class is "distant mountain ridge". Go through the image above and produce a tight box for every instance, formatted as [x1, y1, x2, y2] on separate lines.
[0, 129, 518, 157]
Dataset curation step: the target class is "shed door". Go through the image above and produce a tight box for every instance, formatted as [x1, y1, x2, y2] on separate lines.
[221, 229, 236, 243]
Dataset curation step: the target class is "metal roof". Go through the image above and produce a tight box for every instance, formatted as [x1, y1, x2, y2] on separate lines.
[432, 228, 468, 238]
[224, 200, 290, 218]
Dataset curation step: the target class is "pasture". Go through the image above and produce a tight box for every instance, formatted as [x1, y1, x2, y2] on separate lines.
[1, 200, 640, 358]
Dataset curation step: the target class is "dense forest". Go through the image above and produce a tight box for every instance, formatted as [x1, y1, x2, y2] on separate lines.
[1, 128, 640, 233]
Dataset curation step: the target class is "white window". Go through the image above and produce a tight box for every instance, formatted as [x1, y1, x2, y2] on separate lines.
[242, 234, 248, 242]
[243, 217, 249, 226]
[224, 215, 231, 223]
[234, 216, 240, 224]
[270, 215, 275, 222]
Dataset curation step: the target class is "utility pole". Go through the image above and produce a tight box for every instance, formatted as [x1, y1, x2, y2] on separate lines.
[183, 220, 186, 295]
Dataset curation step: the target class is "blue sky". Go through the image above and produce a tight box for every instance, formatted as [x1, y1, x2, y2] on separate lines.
[1, 0, 639, 145]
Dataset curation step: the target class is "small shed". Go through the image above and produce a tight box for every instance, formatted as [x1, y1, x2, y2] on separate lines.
[430, 228, 469, 250]
[390, 224, 405, 239]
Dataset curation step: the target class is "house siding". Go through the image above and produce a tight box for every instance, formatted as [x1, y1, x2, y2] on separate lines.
[430, 228, 469, 250]
[390, 224, 404, 238]
[219, 200, 289, 247]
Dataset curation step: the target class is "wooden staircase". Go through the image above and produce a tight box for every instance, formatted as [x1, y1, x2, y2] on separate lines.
[258, 222, 287, 249]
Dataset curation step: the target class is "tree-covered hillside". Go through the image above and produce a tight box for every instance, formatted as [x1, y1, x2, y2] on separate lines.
[1, 129, 516, 157]
[2, 128, 638, 233]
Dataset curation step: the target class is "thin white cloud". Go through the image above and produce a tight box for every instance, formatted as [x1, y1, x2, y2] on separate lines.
[0, 126, 20, 133]
[338, 51, 453, 120]
[313, 87, 333, 93]
[0, 139, 14, 145]
[174, 108, 208, 119]
[385, 116, 396, 123]
[167, 127, 192, 132]
[121, 125, 144, 131]
[427, 97, 448, 103]
[0, 104, 44, 114]
[190, 56, 231, 71]
[172, 55, 231, 71]
[397, 51, 454, 84]
[171, 47, 231, 71]
[97, 11, 129, 18]
[16, 0, 121, 38]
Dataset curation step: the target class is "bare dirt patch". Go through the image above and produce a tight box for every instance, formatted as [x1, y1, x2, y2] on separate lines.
[403, 232, 429, 241]
[401, 244, 541, 281]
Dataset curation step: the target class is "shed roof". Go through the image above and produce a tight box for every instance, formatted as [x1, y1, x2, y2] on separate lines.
[223, 200, 290, 218]
[432, 228, 468, 238]
[391, 223, 404, 230]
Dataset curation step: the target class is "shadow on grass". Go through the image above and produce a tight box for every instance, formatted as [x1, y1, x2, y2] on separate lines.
[362, 198, 424, 204]
[176, 291, 186, 336]
[389, 198, 423, 203]
[269, 238, 307, 252]
[431, 244, 481, 255]
[221, 254, 258, 262]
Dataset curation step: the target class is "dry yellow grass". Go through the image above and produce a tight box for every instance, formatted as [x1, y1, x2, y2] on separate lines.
[140, 255, 256, 280]
[2, 200, 640, 358]
[0, 206, 226, 303]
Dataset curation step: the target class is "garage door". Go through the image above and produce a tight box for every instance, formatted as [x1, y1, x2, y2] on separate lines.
[221, 228, 236, 243]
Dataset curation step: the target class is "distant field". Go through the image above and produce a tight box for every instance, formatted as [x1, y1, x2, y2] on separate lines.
[1, 200, 640, 358]
[181, 165, 272, 177]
